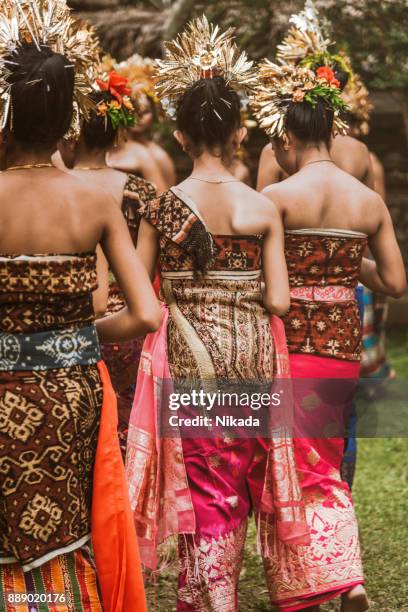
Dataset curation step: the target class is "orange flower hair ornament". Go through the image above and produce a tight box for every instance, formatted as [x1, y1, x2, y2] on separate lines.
[95, 71, 135, 130]
[251, 60, 348, 141]
[277, 0, 353, 85]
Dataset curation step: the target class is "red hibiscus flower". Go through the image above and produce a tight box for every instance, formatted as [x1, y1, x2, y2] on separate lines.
[96, 71, 131, 104]
[316, 65, 340, 88]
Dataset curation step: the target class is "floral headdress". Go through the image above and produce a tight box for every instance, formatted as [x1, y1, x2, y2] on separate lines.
[154, 15, 257, 117]
[341, 72, 373, 136]
[101, 53, 159, 121]
[95, 71, 135, 129]
[0, 0, 100, 139]
[276, 0, 352, 82]
[251, 60, 348, 141]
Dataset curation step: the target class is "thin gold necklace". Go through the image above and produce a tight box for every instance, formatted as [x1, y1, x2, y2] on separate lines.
[189, 175, 239, 184]
[303, 159, 333, 167]
[75, 166, 107, 170]
[6, 162, 54, 171]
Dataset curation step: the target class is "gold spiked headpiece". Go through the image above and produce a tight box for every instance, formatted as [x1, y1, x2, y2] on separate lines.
[0, 0, 99, 139]
[154, 15, 257, 116]
[341, 72, 373, 136]
[277, 0, 352, 81]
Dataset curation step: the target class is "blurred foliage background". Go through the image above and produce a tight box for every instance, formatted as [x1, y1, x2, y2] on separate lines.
[69, 0, 408, 282]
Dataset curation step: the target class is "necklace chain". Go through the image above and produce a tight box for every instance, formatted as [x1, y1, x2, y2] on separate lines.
[6, 162, 54, 171]
[189, 175, 239, 184]
[303, 159, 333, 167]
[74, 166, 107, 171]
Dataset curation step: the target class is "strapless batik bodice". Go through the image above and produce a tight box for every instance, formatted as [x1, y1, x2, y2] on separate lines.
[283, 229, 368, 361]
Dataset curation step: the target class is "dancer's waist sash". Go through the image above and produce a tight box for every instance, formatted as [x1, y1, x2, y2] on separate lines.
[0, 324, 101, 371]
[290, 285, 355, 302]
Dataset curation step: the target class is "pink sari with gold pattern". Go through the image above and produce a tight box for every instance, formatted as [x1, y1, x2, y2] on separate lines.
[126, 188, 309, 611]
[269, 228, 367, 611]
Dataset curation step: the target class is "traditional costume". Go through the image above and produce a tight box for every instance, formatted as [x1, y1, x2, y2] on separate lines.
[92, 71, 157, 453]
[0, 3, 145, 610]
[341, 76, 393, 382]
[251, 20, 365, 609]
[126, 17, 309, 612]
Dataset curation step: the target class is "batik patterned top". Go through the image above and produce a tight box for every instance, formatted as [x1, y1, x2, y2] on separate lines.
[283, 229, 368, 361]
[0, 253, 102, 571]
[105, 174, 156, 315]
[138, 186, 274, 382]
[100, 175, 156, 449]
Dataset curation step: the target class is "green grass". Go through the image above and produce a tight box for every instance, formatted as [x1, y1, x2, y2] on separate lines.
[146, 331, 408, 611]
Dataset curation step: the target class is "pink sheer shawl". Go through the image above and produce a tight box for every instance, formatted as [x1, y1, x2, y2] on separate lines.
[126, 306, 309, 570]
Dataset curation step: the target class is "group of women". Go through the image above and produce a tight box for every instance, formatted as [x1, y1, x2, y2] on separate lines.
[0, 1, 405, 612]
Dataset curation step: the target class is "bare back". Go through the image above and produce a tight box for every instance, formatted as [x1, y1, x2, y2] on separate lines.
[263, 162, 383, 238]
[176, 179, 276, 237]
[0, 168, 114, 254]
[69, 167, 127, 208]
[107, 139, 167, 194]
[330, 135, 374, 188]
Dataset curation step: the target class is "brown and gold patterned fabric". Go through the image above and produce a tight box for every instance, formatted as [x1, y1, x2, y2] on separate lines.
[283, 229, 368, 361]
[138, 187, 272, 383]
[100, 174, 156, 453]
[0, 253, 102, 572]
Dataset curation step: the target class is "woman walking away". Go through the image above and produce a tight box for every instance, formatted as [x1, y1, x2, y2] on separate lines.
[0, 2, 161, 611]
[252, 54, 405, 612]
[69, 73, 157, 455]
[126, 16, 309, 612]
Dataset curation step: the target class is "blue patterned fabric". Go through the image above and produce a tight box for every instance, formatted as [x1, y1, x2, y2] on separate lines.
[0, 325, 100, 371]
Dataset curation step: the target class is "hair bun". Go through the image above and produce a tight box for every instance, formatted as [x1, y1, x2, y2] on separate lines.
[176, 76, 241, 157]
[7, 44, 74, 147]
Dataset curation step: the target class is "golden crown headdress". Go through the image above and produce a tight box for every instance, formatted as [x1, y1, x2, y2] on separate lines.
[0, 0, 100, 139]
[341, 72, 373, 136]
[251, 60, 349, 141]
[154, 15, 257, 116]
[277, 0, 352, 80]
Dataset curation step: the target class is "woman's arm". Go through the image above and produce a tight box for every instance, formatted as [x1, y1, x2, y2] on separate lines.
[96, 205, 162, 343]
[262, 204, 290, 316]
[256, 144, 283, 191]
[361, 198, 406, 298]
[137, 146, 168, 195]
[93, 245, 109, 318]
[136, 218, 160, 280]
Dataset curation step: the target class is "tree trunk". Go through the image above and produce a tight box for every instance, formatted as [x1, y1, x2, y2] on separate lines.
[393, 89, 408, 151]
[162, 0, 195, 41]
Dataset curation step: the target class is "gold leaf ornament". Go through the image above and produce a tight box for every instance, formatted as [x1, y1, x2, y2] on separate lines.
[0, 0, 99, 139]
[154, 15, 257, 116]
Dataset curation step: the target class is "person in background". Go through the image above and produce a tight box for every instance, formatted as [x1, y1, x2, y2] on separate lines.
[252, 55, 406, 612]
[103, 54, 176, 192]
[68, 73, 157, 455]
[342, 75, 396, 383]
[256, 0, 374, 191]
[0, 3, 161, 611]
[126, 17, 310, 612]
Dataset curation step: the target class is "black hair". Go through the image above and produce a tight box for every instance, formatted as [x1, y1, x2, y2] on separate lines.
[332, 64, 350, 92]
[176, 76, 241, 157]
[285, 97, 334, 147]
[7, 43, 74, 148]
[82, 91, 118, 149]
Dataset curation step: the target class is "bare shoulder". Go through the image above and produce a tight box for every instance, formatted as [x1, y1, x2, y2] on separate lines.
[260, 142, 273, 157]
[332, 134, 368, 154]
[369, 151, 384, 174]
[261, 173, 297, 202]
[60, 172, 118, 219]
